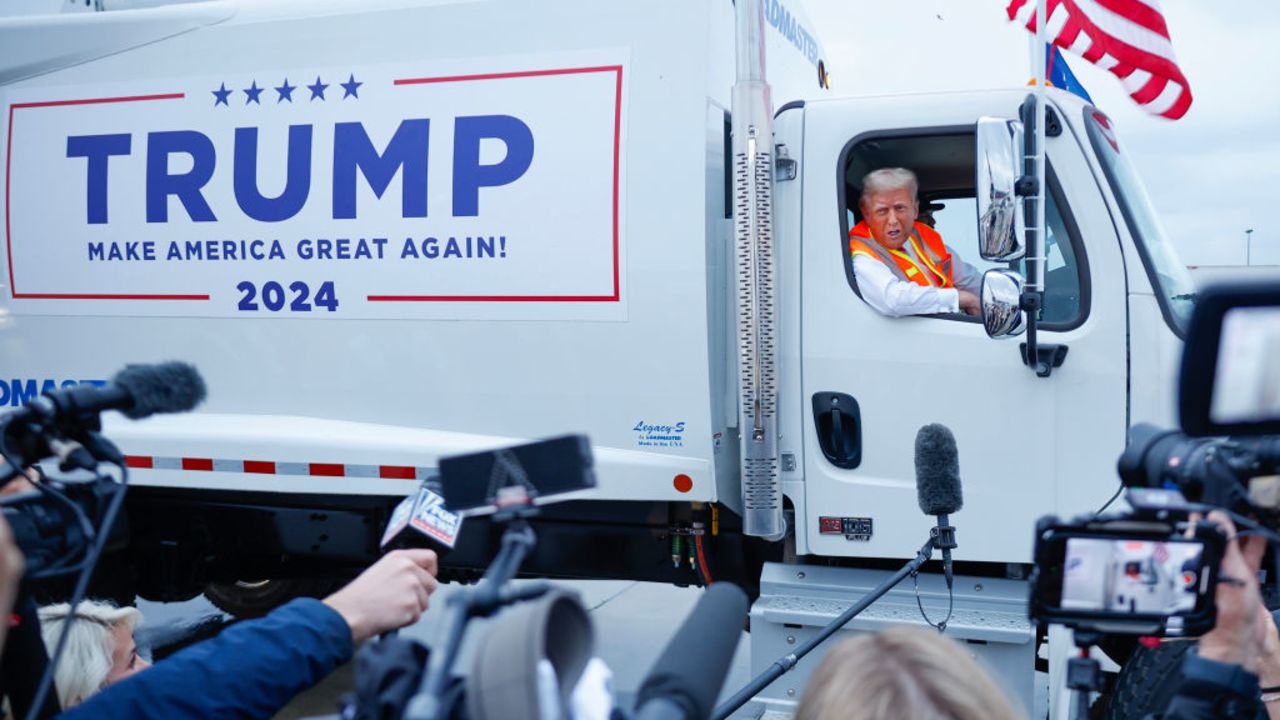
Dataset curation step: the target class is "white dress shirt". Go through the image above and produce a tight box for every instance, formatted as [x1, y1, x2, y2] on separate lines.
[852, 240, 981, 317]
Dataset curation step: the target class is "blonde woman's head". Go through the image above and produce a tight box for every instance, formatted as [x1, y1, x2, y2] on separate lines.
[38, 600, 148, 708]
[794, 626, 1021, 720]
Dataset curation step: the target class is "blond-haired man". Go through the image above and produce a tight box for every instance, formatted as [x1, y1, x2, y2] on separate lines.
[849, 168, 981, 317]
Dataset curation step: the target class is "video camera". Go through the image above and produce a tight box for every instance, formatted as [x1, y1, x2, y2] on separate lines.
[0, 362, 205, 582]
[1029, 282, 1280, 639]
[1, 471, 128, 581]
[0, 361, 205, 720]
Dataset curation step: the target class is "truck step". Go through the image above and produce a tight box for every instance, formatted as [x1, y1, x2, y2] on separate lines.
[744, 562, 1035, 716]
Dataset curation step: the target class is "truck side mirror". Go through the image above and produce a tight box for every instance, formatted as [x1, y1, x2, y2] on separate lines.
[981, 269, 1027, 339]
[975, 117, 1026, 262]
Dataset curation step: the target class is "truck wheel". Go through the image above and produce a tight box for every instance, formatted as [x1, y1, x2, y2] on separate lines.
[1101, 638, 1193, 720]
[203, 578, 340, 618]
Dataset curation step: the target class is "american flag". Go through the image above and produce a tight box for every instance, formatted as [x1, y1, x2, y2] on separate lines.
[1007, 0, 1193, 120]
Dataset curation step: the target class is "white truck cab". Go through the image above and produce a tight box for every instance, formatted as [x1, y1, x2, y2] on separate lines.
[787, 88, 1191, 564]
[0, 0, 1195, 715]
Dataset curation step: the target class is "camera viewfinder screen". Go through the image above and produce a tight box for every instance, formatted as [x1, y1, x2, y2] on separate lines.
[1060, 538, 1207, 615]
[1211, 306, 1280, 425]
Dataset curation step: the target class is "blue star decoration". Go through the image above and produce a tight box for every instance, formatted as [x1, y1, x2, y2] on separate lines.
[243, 80, 264, 105]
[211, 82, 232, 107]
[340, 74, 362, 99]
[275, 78, 295, 103]
[307, 76, 328, 101]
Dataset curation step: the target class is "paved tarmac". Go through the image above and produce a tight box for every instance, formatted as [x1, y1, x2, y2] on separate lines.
[138, 579, 758, 720]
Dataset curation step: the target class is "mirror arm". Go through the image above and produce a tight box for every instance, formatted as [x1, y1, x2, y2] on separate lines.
[1020, 291, 1047, 376]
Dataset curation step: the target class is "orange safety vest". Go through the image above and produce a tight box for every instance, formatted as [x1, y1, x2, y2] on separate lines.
[848, 221, 955, 289]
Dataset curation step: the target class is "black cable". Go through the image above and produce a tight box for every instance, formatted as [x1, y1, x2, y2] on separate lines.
[912, 569, 954, 632]
[1093, 483, 1125, 516]
[0, 422, 99, 578]
[27, 482, 97, 575]
[24, 460, 129, 720]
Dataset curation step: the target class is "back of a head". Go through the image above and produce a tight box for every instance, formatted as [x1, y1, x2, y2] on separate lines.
[794, 626, 1021, 720]
[37, 601, 142, 709]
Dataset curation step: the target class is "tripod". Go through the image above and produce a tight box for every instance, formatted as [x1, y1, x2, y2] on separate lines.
[1065, 631, 1105, 720]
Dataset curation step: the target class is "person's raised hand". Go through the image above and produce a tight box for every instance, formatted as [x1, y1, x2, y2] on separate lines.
[1197, 511, 1268, 672]
[1255, 602, 1280, 690]
[323, 549, 439, 643]
[957, 289, 981, 317]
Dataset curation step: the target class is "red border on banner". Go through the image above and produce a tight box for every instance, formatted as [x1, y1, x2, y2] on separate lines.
[6, 67, 624, 305]
[5, 92, 209, 300]
[374, 65, 623, 303]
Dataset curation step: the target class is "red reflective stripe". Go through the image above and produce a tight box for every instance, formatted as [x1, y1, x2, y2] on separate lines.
[146, 456, 422, 478]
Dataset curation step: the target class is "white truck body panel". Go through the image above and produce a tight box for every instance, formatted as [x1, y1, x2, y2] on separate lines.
[0, 0, 828, 507]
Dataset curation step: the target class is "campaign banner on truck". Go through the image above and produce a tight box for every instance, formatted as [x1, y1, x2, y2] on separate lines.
[1, 52, 627, 320]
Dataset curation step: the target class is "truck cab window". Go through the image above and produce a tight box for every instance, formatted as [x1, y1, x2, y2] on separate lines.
[933, 192, 1085, 327]
[840, 132, 1087, 329]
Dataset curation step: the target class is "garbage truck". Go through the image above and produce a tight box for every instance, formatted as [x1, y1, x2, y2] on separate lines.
[0, 0, 1201, 715]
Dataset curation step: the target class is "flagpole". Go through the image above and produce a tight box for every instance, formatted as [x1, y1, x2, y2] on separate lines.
[1031, 0, 1047, 293]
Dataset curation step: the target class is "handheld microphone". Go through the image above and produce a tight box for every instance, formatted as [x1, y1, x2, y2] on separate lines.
[634, 582, 748, 720]
[915, 423, 963, 589]
[380, 478, 462, 556]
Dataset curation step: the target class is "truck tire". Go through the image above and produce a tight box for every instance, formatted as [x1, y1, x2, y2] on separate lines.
[1101, 639, 1193, 720]
[203, 578, 341, 618]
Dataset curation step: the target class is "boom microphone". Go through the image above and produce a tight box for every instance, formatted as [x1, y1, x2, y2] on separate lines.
[1, 362, 206, 474]
[915, 423, 963, 589]
[18, 362, 206, 425]
[634, 582, 748, 720]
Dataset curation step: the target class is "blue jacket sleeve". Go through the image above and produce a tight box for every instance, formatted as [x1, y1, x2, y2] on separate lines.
[60, 598, 353, 720]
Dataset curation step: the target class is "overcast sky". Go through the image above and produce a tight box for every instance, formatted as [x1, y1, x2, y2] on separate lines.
[804, 0, 1280, 268]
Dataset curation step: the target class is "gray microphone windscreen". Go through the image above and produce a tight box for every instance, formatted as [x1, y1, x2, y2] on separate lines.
[636, 582, 748, 720]
[113, 362, 207, 419]
[915, 423, 963, 516]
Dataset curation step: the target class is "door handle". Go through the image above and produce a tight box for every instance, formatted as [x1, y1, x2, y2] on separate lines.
[812, 392, 861, 469]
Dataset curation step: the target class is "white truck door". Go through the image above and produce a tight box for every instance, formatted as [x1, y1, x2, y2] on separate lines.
[797, 93, 1129, 564]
